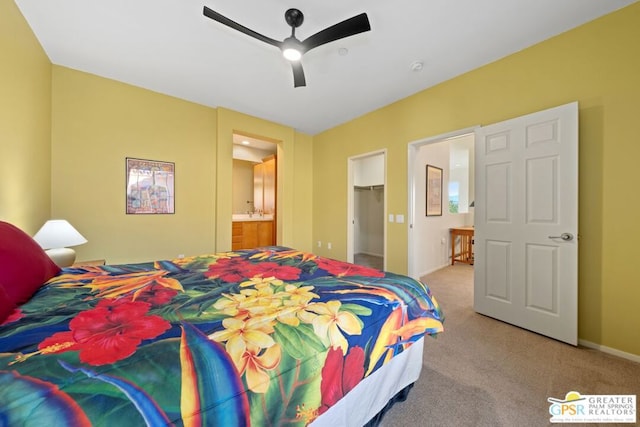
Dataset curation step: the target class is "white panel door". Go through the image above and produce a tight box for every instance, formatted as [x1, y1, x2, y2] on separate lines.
[474, 102, 578, 345]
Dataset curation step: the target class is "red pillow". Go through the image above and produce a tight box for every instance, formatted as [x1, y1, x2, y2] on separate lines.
[0, 284, 16, 324]
[0, 221, 61, 306]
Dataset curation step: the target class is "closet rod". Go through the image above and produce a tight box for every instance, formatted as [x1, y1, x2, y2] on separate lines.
[354, 185, 384, 191]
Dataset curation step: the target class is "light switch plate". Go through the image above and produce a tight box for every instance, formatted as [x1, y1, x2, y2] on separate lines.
[396, 214, 405, 223]
[388, 214, 395, 223]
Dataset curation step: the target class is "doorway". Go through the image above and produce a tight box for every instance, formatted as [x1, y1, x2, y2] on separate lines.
[347, 150, 386, 270]
[232, 133, 278, 250]
[408, 129, 476, 279]
[408, 102, 578, 346]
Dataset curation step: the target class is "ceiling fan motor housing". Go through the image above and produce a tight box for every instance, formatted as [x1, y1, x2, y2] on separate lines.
[285, 9, 304, 28]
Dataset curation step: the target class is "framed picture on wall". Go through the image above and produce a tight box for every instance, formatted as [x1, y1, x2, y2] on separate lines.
[426, 164, 443, 216]
[126, 158, 175, 214]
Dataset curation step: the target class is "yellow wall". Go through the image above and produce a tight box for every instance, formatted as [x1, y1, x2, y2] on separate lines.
[50, 71, 314, 264]
[313, 3, 640, 355]
[292, 131, 313, 250]
[51, 67, 218, 264]
[0, 0, 52, 233]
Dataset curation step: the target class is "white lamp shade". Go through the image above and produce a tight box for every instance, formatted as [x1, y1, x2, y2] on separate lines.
[33, 220, 87, 250]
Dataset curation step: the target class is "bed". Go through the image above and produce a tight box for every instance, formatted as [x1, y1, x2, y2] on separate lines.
[0, 221, 444, 426]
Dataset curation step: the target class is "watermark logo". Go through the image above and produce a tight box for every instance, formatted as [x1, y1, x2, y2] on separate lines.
[548, 391, 636, 423]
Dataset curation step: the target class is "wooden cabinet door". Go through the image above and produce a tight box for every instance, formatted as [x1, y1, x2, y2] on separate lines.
[242, 222, 259, 249]
[257, 221, 274, 246]
[262, 156, 276, 215]
[232, 222, 243, 250]
[233, 221, 274, 250]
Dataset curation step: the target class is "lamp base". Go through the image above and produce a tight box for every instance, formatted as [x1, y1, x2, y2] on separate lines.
[45, 247, 77, 268]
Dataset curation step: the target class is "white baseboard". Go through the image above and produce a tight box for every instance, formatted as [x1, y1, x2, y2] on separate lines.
[579, 339, 640, 364]
[413, 263, 451, 281]
[355, 251, 383, 258]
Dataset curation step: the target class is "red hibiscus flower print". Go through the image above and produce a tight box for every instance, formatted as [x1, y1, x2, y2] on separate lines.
[205, 257, 255, 282]
[127, 284, 177, 306]
[38, 299, 170, 366]
[205, 258, 302, 282]
[315, 257, 385, 278]
[318, 346, 365, 414]
[245, 262, 301, 281]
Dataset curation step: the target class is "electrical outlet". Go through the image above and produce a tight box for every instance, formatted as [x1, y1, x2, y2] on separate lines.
[178, 254, 185, 259]
[327, 242, 332, 250]
[317, 241, 322, 248]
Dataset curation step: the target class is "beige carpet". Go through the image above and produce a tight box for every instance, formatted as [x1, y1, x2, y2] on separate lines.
[379, 264, 640, 426]
[354, 253, 384, 270]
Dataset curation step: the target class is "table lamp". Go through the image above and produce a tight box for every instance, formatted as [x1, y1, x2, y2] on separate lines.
[33, 220, 88, 267]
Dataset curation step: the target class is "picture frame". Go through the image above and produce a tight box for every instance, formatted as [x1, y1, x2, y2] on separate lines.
[426, 164, 443, 216]
[126, 158, 175, 214]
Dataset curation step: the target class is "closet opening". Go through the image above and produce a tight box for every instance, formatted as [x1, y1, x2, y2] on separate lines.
[347, 150, 386, 271]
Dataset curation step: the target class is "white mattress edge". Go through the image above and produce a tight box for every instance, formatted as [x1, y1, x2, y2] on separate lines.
[310, 336, 425, 427]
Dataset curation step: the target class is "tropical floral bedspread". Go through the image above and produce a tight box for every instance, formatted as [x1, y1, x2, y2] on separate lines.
[0, 246, 443, 426]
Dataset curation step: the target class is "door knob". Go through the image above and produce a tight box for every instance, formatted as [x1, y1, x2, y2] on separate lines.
[548, 232, 574, 241]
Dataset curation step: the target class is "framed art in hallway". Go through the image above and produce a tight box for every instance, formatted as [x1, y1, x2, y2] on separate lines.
[426, 164, 443, 216]
[126, 157, 175, 214]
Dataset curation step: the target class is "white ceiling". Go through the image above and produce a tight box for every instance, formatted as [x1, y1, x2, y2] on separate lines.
[233, 134, 278, 153]
[15, 0, 637, 135]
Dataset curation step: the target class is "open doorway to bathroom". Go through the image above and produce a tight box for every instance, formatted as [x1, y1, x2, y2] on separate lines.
[347, 150, 386, 271]
[232, 133, 278, 250]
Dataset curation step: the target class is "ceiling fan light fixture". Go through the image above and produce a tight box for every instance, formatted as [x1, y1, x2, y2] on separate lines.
[281, 37, 302, 61]
[283, 48, 302, 61]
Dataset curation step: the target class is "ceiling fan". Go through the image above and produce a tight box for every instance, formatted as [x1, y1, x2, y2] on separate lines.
[203, 6, 371, 87]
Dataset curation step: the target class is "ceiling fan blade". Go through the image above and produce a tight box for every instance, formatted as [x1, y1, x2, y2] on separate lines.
[203, 6, 281, 48]
[291, 62, 306, 87]
[301, 13, 370, 53]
